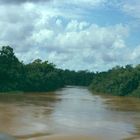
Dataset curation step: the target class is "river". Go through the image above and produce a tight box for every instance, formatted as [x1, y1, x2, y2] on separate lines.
[0, 86, 140, 140]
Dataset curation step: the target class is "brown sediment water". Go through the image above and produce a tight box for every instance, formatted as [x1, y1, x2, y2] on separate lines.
[0, 86, 140, 140]
[31, 135, 98, 140]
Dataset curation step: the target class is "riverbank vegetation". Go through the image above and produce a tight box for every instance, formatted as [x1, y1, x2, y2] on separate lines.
[1, 46, 140, 97]
[0, 46, 94, 92]
[90, 65, 140, 97]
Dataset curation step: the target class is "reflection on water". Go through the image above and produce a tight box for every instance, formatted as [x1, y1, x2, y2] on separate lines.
[0, 86, 140, 140]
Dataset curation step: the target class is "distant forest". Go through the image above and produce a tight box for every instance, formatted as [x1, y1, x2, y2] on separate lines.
[0, 46, 140, 97]
[90, 65, 140, 97]
[0, 46, 94, 92]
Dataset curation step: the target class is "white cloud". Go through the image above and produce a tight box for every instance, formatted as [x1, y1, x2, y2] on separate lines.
[122, 0, 140, 19]
[0, 0, 140, 71]
[53, 0, 107, 8]
[31, 29, 54, 43]
[27, 18, 130, 70]
[130, 45, 140, 62]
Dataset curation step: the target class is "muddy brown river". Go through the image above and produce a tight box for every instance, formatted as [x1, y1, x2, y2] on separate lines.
[0, 86, 140, 140]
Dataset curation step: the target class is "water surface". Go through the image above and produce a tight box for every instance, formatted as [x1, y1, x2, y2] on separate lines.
[0, 86, 140, 140]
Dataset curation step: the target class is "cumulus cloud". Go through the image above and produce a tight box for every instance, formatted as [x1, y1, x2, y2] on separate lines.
[0, 0, 140, 71]
[0, 0, 107, 7]
[0, 0, 51, 4]
[122, 0, 140, 19]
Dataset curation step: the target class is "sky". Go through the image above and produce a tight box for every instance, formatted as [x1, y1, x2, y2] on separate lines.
[0, 0, 140, 71]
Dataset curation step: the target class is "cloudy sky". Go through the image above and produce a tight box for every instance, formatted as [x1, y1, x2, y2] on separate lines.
[0, 0, 140, 71]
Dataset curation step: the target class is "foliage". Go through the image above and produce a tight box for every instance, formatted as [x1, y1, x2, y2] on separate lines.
[90, 65, 140, 97]
[0, 46, 94, 92]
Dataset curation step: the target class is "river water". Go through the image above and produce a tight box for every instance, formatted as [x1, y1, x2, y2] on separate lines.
[0, 86, 140, 140]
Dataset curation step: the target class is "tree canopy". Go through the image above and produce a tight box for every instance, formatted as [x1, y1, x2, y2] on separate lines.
[90, 64, 140, 97]
[1, 46, 140, 97]
[0, 46, 94, 92]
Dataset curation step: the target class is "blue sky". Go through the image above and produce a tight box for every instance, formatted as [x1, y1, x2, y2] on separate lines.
[0, 0, 140, 71]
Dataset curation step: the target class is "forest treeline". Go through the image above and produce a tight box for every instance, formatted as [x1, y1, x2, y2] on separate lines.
[1, 46, 140, 97]
[90, 65, 140, 97]
[0, 46, 94, 92]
